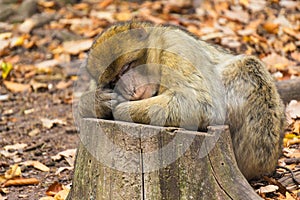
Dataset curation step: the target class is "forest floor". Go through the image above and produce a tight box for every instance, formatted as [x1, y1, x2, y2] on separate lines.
[0, 0, 299, 199]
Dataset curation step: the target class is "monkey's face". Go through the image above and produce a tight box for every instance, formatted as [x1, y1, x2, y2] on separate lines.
[88, 22, 161, 101]
[112, 58, 160, 101]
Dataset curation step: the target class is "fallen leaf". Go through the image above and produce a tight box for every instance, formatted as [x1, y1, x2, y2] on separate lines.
[263, 22, 279, 34]
[286, 100, 300, 120]
[28, 128, 40, 137]
[39, 197, 55, 200]
[18, 19, 36, 33]
[98, 0, 113, 9]
[221, 37, 241, 48]
[30, 80, 48, 92]
[0, 32, 12, 40]
[283, 27, 300, 40]
[0, 94, 9, 101]
[35, 60, 59, 73]
[51, 149, 76, 167]
[279, 0, 299, 9]
[0, 150, 17, 158]
[262, 52, 296, 71]
[55, 167, 73, 175]
[90, 10, 115, 22]
[54, 186, 69, 200]
[1, 62, 13, 79]
[114, 12, 132, 21]
[200, 32, 224, 40]
[4, 143, 27, 151]
[237, 29, 254, 36]
[63, 39, 93, 55]
[56, 80, 73, 90]
[38, 0, 55, 8]
[3, 177, 39, 187]
[4, 164, 21, 179]
[0, 40, 10, 54]
[257, 185, 279, 194]
[224, 9, 249, 24]
[10, 36, 26, 48]
[46, 182, 63, 196]
[24, 108, 35, 115]
[291, 51, 300, 62]
[21, 160, 50, 172]
[3, 81, 31, 93]
[40, 118, 67, 129]
[247, 0, 266, 12]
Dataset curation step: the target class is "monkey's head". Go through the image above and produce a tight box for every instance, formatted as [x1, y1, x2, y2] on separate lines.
[87, 21, 161, 100]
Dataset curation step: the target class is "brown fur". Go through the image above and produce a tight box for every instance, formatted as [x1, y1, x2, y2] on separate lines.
[79, 21, 285, 180]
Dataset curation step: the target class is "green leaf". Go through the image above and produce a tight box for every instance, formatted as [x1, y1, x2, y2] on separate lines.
[1, 62, 13, 79]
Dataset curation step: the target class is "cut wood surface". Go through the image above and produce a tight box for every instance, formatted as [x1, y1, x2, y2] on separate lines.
[67, 119, 262, 200]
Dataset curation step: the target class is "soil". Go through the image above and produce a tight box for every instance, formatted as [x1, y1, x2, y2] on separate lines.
[0, 83, 79, 199]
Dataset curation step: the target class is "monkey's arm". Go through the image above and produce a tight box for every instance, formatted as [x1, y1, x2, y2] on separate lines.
[113, 90, 212, 129]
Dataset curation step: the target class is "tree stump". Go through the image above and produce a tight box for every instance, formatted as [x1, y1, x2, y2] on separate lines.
[67, 118, 261, 200]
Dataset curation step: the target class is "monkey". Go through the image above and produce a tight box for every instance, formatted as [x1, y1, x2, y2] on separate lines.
[78, 21, 285, 180]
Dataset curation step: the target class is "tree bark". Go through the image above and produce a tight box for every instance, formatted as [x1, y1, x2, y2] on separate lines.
[67, 119, 262, 200]
[275, 78, 300, 104]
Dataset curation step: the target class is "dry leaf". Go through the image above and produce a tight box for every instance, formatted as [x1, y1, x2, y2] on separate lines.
[46, 182, 63, 196]
[221, 37, 241, 48]
[4, 143, 27, 151]
[200, 32, 224, 40]
[0, 40, 10, 54]
[279, 0, 299, 9]
[63, 39, 93, 55]
[21, 160, 50, 172]
[90, 10, 115, 22]
[28, 128, 40, 137]
[98, 0, 113, 9]
[35, 60, 59, 72]
[247, 0, 266, 12]
[224, 9, 249, 24]
[0, 150, 17, 158]
[4, 164, 21, 179]
[286, 100, 300, 120]
[3, 81, 31, 93]
[291, 51, 300, 62]
[257, 185, 279, 194]
[3, 177, 39, 187]
[51, 149, 76, 167]
[262, 52, 295, 71]
[39, 197, 55, 200]
[40, 118, 67, 129]
[56, 80, 73, 90]
[55, 167, 73, 175]
[30, 80, 48, 91]
[263, 22, 279, 34]
[54, 186, 69, 200]
[114, 12, 132, 21]
[19, 19, 36, 33]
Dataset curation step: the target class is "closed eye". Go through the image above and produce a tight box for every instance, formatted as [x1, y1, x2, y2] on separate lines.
[119, 60, 136, 76]
[105, 60, 137, 89]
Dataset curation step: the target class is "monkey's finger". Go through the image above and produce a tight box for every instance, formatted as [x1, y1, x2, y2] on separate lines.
[109, 100, 119, 108]
[116, 95, 126, 103]
[97, 92, 118, 101]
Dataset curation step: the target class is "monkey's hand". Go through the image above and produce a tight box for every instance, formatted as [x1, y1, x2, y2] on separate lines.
[78, 89, 118, 119]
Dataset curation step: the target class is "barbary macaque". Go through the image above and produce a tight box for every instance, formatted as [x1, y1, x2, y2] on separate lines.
[78, 21, 285, 180]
